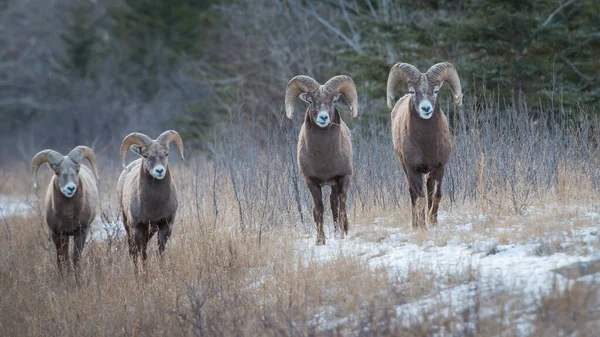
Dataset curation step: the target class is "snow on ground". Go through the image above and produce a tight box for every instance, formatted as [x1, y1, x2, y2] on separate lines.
[296, 209, 600, 333]
[89, 218, 125, 242]
[0, 195, 33, 217]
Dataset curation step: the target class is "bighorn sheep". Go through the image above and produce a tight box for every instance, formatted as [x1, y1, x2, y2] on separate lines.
[386, 62, 463, 228]
[117, 130, 184, 268]
[285, 75, 358, 245]
[31, 146, 100, 272]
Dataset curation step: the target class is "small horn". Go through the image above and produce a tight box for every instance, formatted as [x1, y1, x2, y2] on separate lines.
[68, 146, 100, 182]
[31, 149, 64, 189]
[156, 130, 184, 161]
[284, 75, 320, 119]
[426, 62, 463, 106]
[120, 133, 153, 168]
[386, 63, 421, 108]
[325, 75, 359, 117]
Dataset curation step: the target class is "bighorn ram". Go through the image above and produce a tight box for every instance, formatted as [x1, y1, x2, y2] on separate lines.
[117, 130, 184, 268]
[386, 62, 463, 228]
[31, 146, 100, 272]
[285, 75, 358, 245]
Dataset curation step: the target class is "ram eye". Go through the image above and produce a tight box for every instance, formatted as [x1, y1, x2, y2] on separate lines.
[409, 90, 415, 94]
[142, 153, 149, 158]
[166, 153, 169, 157]
[434, 89, 439, 94]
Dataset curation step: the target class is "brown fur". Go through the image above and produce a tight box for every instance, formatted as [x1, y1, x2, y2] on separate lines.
[297, 108, 353, 245]
[117, 134, 182, 270]
[388, 62, 461, 229]
[43, 165, 98, 272]
[392, 93, 452, 229]
[286, 75, 358, 245]
[392, 94, 452, 170]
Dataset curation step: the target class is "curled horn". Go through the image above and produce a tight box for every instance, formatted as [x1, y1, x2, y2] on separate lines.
[284, 75, 320, 119]
[426, 62, 463, 106]
[156, 130, 184, 161]
[386, 63, 421, 108]
[31, 149, 64, 189]
[68, 146, 100, 182]
[120, 133, 153, 168]
[325, 75, 359, 117]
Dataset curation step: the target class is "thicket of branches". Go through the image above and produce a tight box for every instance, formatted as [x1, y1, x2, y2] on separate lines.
[1, 0, 598, 162]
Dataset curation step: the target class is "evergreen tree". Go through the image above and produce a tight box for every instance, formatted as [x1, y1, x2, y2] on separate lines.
[109, 0, 212, 99]
[455, 0, 600, 113]
[58, 1, 101, 79]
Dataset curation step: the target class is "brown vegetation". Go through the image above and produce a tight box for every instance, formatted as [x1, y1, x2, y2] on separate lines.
[1, 117, 599, 336]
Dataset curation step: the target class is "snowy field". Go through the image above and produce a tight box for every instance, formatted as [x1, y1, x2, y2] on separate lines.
[295, 207, 600, 334]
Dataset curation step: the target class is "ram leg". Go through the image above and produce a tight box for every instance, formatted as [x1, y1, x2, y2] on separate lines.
[306, 178, 325, 245]
[330, 184, 340, 238]
[157, 217, 173, 257]
[337, 175, 351, 236]
[51, 231, 70, 276]
[72, 226, 88, 272]
[427, 167, 444, 226]
[406, 168, 426, 230]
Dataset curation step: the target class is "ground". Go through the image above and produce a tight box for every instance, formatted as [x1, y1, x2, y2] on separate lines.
[1, 188, 599, 336]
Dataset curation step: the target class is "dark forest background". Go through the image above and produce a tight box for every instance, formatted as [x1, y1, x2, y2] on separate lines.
[0, 0, 598, 162]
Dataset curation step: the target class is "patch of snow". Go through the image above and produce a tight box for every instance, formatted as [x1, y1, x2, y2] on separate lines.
[470, 238, 499, 254]
[572, 227, 599, 245]
[454, 222, 473, 233]
[0, 195, 32, 217]
[296, 209, 600, 334]
[89, 217, 125, 242]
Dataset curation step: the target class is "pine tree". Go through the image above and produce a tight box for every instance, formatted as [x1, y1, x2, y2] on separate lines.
[109, 0, 212, 98]
[455, 0, 600, 113]
[59, 1, 100, 79]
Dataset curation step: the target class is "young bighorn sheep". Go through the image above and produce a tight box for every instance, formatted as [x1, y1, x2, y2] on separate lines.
[31, 146, 100, 272]
[117, 130, 184, 269]
[285, 75, 358, 245]
[387, 62, 463, 229]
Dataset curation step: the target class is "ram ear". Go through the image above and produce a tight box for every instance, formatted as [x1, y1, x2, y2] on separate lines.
[299, 93, 312, 103]
[333, 93, 341, 103]
[130, 144, 143, 156]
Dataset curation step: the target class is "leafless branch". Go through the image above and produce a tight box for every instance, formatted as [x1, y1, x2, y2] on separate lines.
[560, 54, 593, 82]
[295, 1, 364, 55]
[542, 0, 576, 27]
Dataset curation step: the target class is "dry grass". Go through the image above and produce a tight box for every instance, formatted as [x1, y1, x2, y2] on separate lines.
[0, 158, 598, 336]
[1, 103, 600, 336]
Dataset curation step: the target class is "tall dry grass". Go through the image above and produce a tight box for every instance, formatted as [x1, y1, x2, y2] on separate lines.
[1, 96, 599, 336]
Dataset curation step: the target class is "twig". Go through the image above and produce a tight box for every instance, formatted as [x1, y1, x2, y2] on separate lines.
[542, 0, 576, 27]
[560, 54, 593, 82]
[296, 1, 364, 55]
[226, 156, 245, 232]
[0, 205, 15, 269]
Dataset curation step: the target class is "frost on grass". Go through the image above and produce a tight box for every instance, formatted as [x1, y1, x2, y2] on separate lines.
[296, 208, 600, 333]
